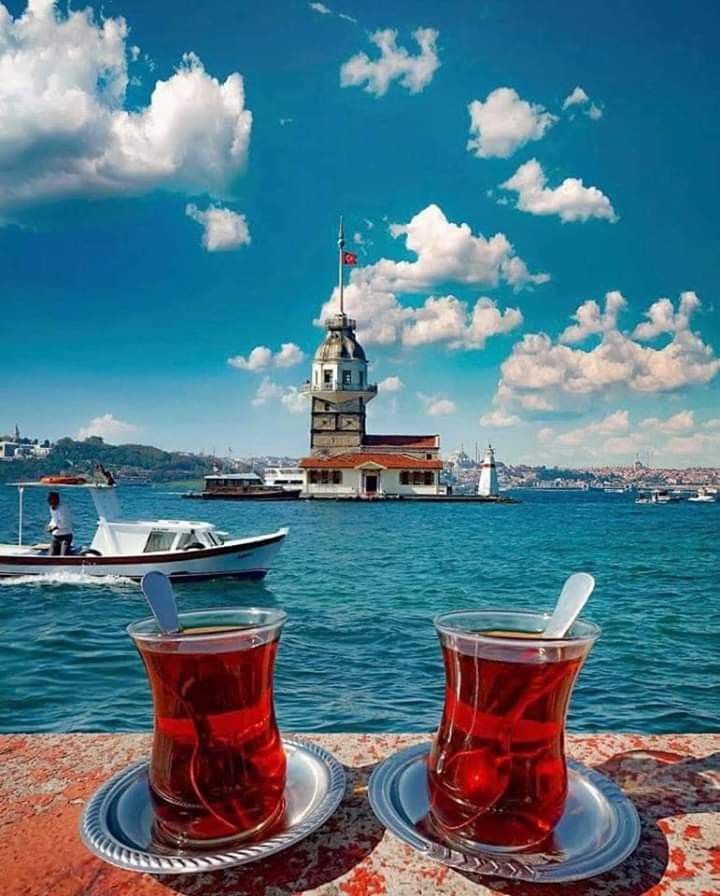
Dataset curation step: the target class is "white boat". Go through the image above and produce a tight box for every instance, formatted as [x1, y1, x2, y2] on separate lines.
[635, 489, 680, 505]
[688, 488, 716, 503]
[0, 481, 288, 581]
[263, 466, 305, 491]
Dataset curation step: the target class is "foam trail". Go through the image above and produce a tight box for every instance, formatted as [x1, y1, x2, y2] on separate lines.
[0, 571, 134, 587]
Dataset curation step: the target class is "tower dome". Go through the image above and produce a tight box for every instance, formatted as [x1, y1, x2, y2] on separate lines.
[314, 313, 367, 362]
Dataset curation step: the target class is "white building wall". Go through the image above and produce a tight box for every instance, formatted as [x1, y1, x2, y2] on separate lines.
[304, 468, 442, 496]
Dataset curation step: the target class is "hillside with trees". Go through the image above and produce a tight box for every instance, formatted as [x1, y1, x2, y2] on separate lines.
[0, 437, 216, 483]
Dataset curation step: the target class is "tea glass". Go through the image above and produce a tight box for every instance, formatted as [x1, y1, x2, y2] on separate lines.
[128, 607, 287, 848]
[427, 609, 599, 851]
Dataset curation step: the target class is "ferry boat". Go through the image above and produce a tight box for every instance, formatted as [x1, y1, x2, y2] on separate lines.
[263, 466, 305, 491]
[0, 480, 288, 581]
[184, 472, 302, 501]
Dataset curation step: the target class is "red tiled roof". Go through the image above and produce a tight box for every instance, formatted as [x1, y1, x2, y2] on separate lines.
[300, 453, 444, 470]
[363, 434, 439, 449]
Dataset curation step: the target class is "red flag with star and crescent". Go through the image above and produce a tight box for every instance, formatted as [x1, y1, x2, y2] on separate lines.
[342, 251, 358, 266]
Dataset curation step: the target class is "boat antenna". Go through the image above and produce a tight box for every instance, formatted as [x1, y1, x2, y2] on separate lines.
[338, 216, 345, 316]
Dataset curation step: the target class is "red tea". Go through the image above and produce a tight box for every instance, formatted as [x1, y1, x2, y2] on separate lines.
[428, 633, 583, 849]
[136, 627, 286, 846]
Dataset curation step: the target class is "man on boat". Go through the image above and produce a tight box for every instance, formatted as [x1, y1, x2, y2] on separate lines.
[47, 492, 73, 555]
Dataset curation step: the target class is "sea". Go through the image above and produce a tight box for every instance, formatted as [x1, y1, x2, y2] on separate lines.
[1, 486, 718, 735]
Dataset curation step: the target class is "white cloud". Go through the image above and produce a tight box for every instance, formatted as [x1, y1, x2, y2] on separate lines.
[185, 204, 250, 251]
[251, 377, 283, 406]
[479, 409, 521, 427]
[467, 88, 557, 159]
[493, 292, 720, 416]
[280, 387, 307, 414]
[77, 413, 138, 442]
[702, 418, 720, 430]
[500, 159, 618, 223]
[0, 2, 252, 218]
[401, 296, 522, 349]
[377, 375, 404, 392]
[317, 204, 546, 346]
[666, 431, 720, 456]
[560, 290, 626, 343]
[632, 291, 700, 340]
[309, 3, 357, 22]
[251, 378, 306, 413]
[418, 393, 456, 415]
[563, 86, 602, 120]
[228, 343, 306, 372]
[340, 28, 439, 97]
[640, 410, 695, 433]
[553, 410, 630, 447]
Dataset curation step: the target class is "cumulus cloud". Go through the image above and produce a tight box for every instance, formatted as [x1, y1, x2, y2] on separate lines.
[340, 28, 439, 97]
[467, 88, 557, 159]
[280, 387, 307, 414]
[0, 2, 252, 218]
[77, 413, 138, 442]
[251, 379, 306, 413]
[563, 86, 602, 120]
[492, 291, 720, 416]
[633, 291, 700, 340]
[251, 377, 283, 406]
[185, 204, 250, 251]
[317, 204, 546, 346]
[479, 409, 521, 427]
[640, 410, 694, 433]
[418, 393, 457, 415]
[228, 343, 306, 372]
[401, 296, 523, 349]
[309, 3, 356, 22]
[543, 410, 630, 448]
[377, 375, 404, 392]
[500, 159, 618, 223]
[666, 431, 720, 456]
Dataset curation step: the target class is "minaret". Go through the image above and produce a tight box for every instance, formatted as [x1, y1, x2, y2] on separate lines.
[302, 219, 377, 455]
[477, 444, 499, 497]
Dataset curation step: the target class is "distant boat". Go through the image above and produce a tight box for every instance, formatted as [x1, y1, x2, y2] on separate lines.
[635, 489, 681, 505]
[263, 466, 305, 491]
[688, 488, 716, 503]
[603, 486, 627, 494]
[184, 472, 302, 501]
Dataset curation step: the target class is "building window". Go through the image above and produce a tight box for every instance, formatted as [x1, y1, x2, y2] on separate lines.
[342, 369, 352, 385]
[309, 470, 319, 484]
[426, 453, 432, 459]
[359, 371, 364, 386]
[320, 470, 330, 484]
[424, 471, 434, 485]
[412, 471, 424, 485]
[323, 370, 333, 385]
[400, 471, 410, 485]
[332, 470, 343, 484]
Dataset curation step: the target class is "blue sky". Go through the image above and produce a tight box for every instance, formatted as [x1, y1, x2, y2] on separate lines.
[2, 0, 719, 465]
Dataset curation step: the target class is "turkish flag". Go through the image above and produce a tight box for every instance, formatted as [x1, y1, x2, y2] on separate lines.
[342, 251, 358, 265]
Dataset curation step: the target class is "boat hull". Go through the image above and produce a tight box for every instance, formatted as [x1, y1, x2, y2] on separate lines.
[183, 489, 302, 501]
[0, 530, 287, 582]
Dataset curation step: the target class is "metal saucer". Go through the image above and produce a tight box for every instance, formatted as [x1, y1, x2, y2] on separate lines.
[368, 742, 641, 884]
[80, 737, 346, 875]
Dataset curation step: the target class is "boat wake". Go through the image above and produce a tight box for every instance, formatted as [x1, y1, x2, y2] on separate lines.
[0, 571, 135, 588]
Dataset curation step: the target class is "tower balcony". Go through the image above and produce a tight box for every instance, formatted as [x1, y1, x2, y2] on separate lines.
[301, 381, 378, 403]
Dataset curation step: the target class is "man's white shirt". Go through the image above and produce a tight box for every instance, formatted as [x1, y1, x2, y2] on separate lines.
[49, 504, 73, 536]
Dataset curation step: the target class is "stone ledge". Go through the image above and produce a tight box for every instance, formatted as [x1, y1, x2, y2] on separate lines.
[1, 732, 718, 895]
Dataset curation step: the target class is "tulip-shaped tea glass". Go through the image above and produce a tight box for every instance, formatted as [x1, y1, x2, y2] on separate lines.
[128, 607, 287, 848]
[428, 610, 599, 852]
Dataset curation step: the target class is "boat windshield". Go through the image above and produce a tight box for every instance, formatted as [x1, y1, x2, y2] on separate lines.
[143, 530, 176, 553]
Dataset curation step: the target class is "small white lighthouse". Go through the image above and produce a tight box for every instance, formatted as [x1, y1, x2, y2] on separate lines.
[477, 444, 499, 497]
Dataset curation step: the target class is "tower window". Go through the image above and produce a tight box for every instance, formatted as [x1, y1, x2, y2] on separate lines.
[342, 370, 352, 385]
[323, 370, 332, 385]
[359, 371, 364, 386]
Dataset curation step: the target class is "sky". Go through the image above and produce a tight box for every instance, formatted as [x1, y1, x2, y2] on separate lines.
[1, 0, 719, 466]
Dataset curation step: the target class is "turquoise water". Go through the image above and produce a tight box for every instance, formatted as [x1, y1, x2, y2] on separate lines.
[1, 486, 718, 734]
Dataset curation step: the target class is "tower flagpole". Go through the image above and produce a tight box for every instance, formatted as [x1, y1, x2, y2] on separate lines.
[338, 216, 345, 315]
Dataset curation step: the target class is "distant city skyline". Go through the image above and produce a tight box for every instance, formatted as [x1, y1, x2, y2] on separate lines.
[2, 0, 719, 467]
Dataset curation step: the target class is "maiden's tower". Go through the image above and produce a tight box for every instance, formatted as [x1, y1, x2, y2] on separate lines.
[299, 222, 444, 498]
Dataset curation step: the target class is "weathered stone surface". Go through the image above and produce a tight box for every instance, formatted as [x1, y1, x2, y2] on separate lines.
[1, 732, 718, 895]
